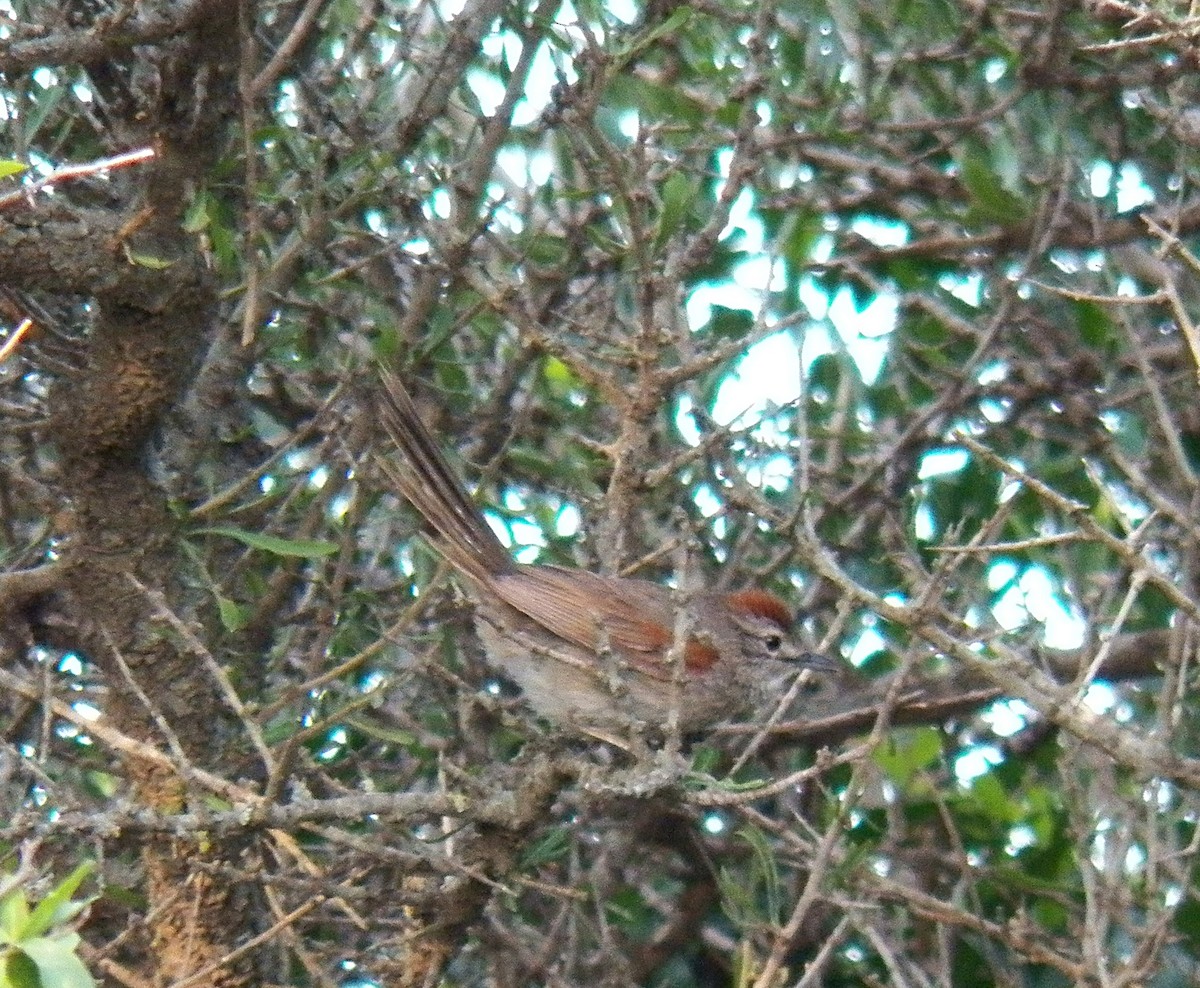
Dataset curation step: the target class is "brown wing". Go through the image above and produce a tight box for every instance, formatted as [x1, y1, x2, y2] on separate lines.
[487, 566, 720, 677]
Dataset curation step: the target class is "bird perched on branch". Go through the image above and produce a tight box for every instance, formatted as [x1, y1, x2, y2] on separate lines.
[376, 369, 836, 742]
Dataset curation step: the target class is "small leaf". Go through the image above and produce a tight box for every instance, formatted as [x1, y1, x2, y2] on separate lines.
[966, 772, 1016, 824]
[632, 5, 693, 53]
[654, 172, 698, 246]
[0, 892, 30, 943]
[344, 715, 417, 748]
[23, 863, 94, 940]
[690, 745, 721, 775]
[215, 594, 250, 633]
[182, 193, 211, 233]
[1175, 896, 1200, 952]
[521, 827, 571, 868]
[1074, 299, 1113, 350]
[3, 946, 41, 988]
[194, 527, 339, 559]
[706, 305, 754, 341]
[542, 356, 579, 394]
[736, 826, 783, 922]
[960, 152, 1028, 225]
[874, 727, 942, 788]
[20, 935, 95, 988]
[121, 244, 176, 269]
[0, 161, 27, 180]
[80, 771, 117, 801]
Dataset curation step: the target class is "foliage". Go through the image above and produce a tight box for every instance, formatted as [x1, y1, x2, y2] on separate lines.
[0, 864, 95, 988]
[1, 0, 1199, 985]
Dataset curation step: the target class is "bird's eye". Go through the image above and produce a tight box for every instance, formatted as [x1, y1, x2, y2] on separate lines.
[764, 633, 783, 652]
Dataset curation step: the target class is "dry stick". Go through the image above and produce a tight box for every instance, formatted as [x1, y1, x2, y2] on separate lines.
[91, 879, 197, 987]
[92, 958, 155, 988]
[795, 479, 1200, 790]
[249, 0, 327, 95]
[694, 743, 872, 809]
[793, 915, 853, 988]
[858, 923, 916, 986]
[1110, 448, 1200, 544]
[1075, 569, 1148, 699]
[127, 574, 275, 775]
[0, 562, 63, 611]
[190, 383, 346, 519]
[0, 841, 43, 903]
[1143, 214, 1200, 387]
[1111, 275, 1197, 484]
[102, 627, 197, 780]
[252, 597, 428, 721]
[6, 789, 463, 840]
[959, 434, 1200, 626]
[871, 873, 1088, 981]
[262, 879, 345, 988]
[726, 667, 833, 776]
[0, 665, 246, 802]
[749, 640, 928, 988]
[937, 530, 1084, 553]
[163, 895, 327, 988]
[238, 0, 264, 347]
[0, 146, 154, 210]
[0, 670, 462, 844]
[748, 772, 847, 988]
[0, 317, 31, 364]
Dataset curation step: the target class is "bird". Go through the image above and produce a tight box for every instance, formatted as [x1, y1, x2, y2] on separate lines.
[376, 368, 836, 740]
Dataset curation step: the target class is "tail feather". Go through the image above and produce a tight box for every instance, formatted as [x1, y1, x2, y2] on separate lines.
[376, 369, 514, 582]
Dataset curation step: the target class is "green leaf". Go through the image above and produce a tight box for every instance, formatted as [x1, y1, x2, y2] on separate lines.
[542, 356, 580, 396]
[874, 727, 942, 788]
[1175, 896, 1200, 953]
[737, 826, 782, 923]
[2, 946, 41, 988]
[20, 935, 94, 988]
[120, 244, 177, 270]
[80, 771, 118, 801]
[519, 231, 569, 266]
[1029, 896, 1069, 936]
[194, 527, 339, 559]
[23, 85, 65, 143]
[1073, 299, 1113, 351]
[215, 594, 250, 633]
[182, 192, 212, 233]
[965, 772, 1016, 823]
[706, 305, 754, 341]
[0, 161, 27, 180]
[689, 745, 721, 776]
[908, 313, 950, 347]
[603, 886, 656, 936]
[959, 152, 1028, 225]
[629, 5, 693, 56]
[343, 715, 417, 748]
[719, 826, 783, 927]
[782, 210, 825, 271]
[520, 827, 571, 868]
[23, 863, 94, 939]
[654, 171, 698, 246]
[0, 893, 29, 943]
[603, 74, 706, 126]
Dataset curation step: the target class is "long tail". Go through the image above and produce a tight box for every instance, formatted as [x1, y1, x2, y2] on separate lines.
[376, 368, 514, 582]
